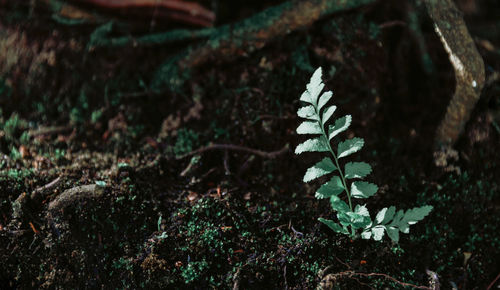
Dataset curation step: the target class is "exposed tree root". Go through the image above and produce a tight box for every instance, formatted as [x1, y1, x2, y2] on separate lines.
[47, 184, 106, 214]
[177, 143, 289, 160]
[317, 269, 432, 290]
[68, 0, 215, 27]
[151, 0, 377, 91]
[423, 0, 485, 150]
[26, 0, 215, 27]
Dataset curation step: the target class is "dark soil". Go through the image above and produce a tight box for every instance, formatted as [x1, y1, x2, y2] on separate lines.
[1, 1, 500, 289]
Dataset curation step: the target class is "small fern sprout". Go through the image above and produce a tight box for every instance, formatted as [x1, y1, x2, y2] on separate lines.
[295, 67, 432, 243]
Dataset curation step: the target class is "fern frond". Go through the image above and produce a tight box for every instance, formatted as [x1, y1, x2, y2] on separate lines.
[303, 157, 337, 183]
[295, 67, 432, 243]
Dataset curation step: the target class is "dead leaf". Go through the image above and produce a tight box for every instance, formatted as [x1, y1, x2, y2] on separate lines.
[159, 114, 181, 138]
[187, 191, 198, 202]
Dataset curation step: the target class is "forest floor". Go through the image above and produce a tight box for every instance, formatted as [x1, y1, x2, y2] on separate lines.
[1, 1, 500, 289]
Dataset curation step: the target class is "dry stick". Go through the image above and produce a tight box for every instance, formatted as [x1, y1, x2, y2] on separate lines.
[232, 267, 241, 290]
[323, 270, 431, 289]
[34, 176, 62, 193]
[177, 143, 289, 160]
[487, 272, 500, 290]
[31, 176, 62, 201]
[28, 126, 73, 138]
[423, 0, 485, 149]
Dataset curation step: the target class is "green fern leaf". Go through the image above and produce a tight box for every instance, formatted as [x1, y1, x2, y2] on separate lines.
[347, 212, 371, 229]
[371, 225, 385, 241]
[399, 223, 410, 234]
[315, 176, 344, 198]
[300, 90, 313, 104]
[390, 210, 405, 226]
[329, 195, 350, 212]
[303, 157, 337, 182]
[337, 137, 364, 158]
[401, 206, 433, 225]
[351, 181, 378, 199]
[318, 91, 333, 112]
[351, 205, 372, 228]
[345, 162, 372, 179]
[361, 229, 372, 239]
[296, 121, 322, 135]
[297, 105, 317, 121]
[382, 206, 396, 224]
[306, 68, 325, 105]
[386, 226, 399, 243]
[322, 105, 337, 126]
[374, 206, 396, 225]
[295, 137, 329, 154]
[337, 212, 351, 227]
[328, 115, 352, 140]
[319, 218, 349, 234]
[374, 208, 387, 225]
[354, 204, 370, 217]
[337, 207, 372, 229]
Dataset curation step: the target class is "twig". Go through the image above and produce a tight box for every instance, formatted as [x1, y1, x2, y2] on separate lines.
[334, 257, 352, 270]
[232, 267, 241, 290]
[31, 176, 62, 201]
[176, 143, 289, 160]
[321, 270, 431, 289]
[378, 20, 407, 29]
[487, 271, 500, 290]
[350, 276, 375, 289]
[179, 155, 200, 177]
[291, 225, 303, 237]
[34, 176, 62, 194]
[223, 150, 231, 175]
[28, 126, 72, 138]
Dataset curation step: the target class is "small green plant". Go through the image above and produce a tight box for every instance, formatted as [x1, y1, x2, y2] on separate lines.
[295, 68, 432, 242]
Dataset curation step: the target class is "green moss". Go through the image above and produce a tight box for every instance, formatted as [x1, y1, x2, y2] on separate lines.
[415, 172, 500, 285]
[173, 129, 199, 156]
[181, 260, 209, 284]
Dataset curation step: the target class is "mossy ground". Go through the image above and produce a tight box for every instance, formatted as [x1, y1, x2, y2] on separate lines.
[1, 1, 500, 289]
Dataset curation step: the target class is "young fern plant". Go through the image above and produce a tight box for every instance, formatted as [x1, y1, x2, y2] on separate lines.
[295, 68, 432, 243]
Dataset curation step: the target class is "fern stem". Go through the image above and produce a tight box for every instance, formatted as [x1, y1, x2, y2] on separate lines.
[316, 108, 353, 213]
[327, 142, 353, 212]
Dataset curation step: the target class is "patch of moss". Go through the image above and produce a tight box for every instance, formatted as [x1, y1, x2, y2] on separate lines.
[415, 172, 500, 286]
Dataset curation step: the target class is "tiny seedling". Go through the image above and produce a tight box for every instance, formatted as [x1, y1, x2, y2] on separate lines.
[295, 68, 432, 242]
